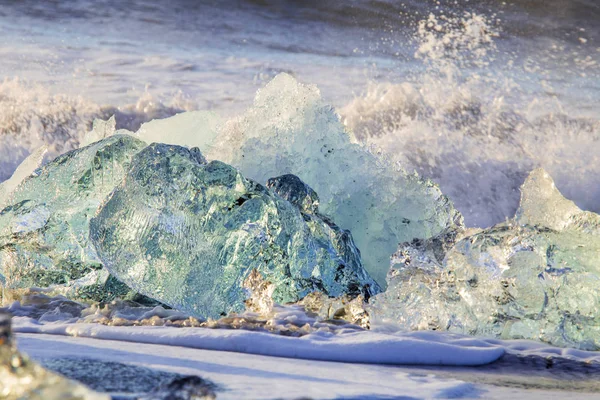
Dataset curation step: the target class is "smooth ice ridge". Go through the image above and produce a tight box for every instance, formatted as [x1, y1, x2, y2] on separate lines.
[0, 135, 147, 301]
[12, 316, 504, 366]
[90, 143, 378, 319]
[136, 74, 462, 287]
[370, 168, 600, 350]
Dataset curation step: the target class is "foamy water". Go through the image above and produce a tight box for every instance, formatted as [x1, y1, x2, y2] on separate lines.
[0, 0, 598, 227]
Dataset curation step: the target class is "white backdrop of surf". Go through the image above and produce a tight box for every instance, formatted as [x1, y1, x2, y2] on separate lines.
[340, 12, 600, 228]
[0, 8, 598, 230]
[0, 78, 197, 182]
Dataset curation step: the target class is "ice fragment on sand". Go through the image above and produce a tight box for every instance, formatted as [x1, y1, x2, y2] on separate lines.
[0, 313, 108, 400]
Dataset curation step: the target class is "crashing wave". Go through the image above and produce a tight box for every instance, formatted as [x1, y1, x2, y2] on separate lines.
[340, 13, 600, 228]
[0, 79, 194, 183]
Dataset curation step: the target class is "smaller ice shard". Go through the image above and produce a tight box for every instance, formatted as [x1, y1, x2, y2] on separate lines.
[79, 116, 117, 148]
[299, 291, 371, 329]
[90, 143, 379, 319]
[0, 145, 47, 210]
[0, 135, 147, 300]
[369, 168, 600, 350]
[0, 313, 108, 400]
[515, 168, 600, 232]
[134, 110, 221, 151]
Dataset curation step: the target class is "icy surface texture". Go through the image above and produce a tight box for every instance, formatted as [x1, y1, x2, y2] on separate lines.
[0, 135, 146, 300]
[369, 169, 600, 350]
[90, 143, 379, 319]
[515, 168, 599, 231]
[265, 174, 378, 298]
[205, 73, 461, 286]
[0, 313, 108, 400]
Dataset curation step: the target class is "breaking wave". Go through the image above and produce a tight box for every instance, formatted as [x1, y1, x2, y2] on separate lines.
[0, 11, 598, 229]
[0, 79, 194, 182]
[340, 12, 600, 227]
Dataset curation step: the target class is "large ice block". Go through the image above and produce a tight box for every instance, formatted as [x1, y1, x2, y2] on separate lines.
[90, 143, 379, 319]
[369, 168, 600, 350]
[206, 74, 462, 286]
[0, 135, 146, 300]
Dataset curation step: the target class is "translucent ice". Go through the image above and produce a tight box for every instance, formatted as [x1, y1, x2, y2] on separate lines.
[134, 110, 221, 151]
[90, 143, 379, 319]
[105, 75, 460, 287]
[0, 145, 47, 210]
[0, 135, 146, 300]
[515, 168, 599, 232]
[370, 168, 600, 350]
[79, 116, 117, 148]
[203, 74, 461, 286]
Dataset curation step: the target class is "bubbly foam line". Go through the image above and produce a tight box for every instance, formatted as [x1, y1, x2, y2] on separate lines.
[11, 317, 505, 366]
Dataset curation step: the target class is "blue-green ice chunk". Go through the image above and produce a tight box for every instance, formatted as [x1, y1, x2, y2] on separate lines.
[90, 143, 379, 319]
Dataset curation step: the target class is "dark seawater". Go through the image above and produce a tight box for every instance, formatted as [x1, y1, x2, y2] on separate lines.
[0, 0, 598, 227]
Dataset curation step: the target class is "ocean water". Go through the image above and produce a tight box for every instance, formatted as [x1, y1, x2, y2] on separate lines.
[0, 0, 598, 228]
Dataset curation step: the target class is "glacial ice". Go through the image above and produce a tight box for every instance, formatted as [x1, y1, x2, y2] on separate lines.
[79, 116, 117, 148]
[369, 168, 600, 350]
[90, 143, 379, 319]
[0, 135, 146, 300]
[92, 74, 460, 287]
[201, 74, 462, 287]
[1, 73, 598, 351]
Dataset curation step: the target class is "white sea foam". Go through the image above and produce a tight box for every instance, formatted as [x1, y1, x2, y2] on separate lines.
[12, 316, 504, 366]
[0, 79, 194, 183]
[340, 13, 600, 228]
[12, 314, 600, 369]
